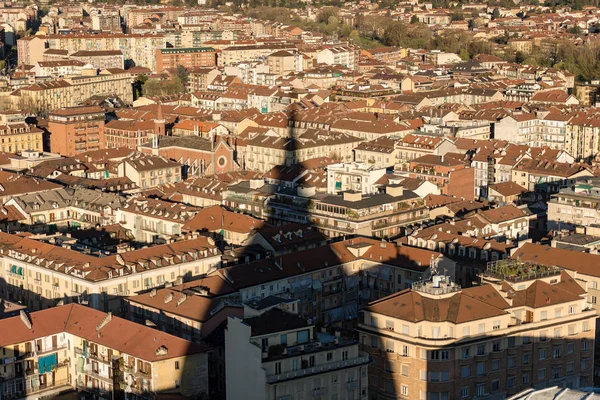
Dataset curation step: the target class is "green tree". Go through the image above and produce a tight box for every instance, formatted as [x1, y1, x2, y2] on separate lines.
[492, 8, 501, 19]
[410, 15, 419, 24]
[176, 65, 189, 85]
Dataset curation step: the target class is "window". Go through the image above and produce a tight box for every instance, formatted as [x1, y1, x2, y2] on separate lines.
[371, 336, 378, 348]
[583, 321, 590, 332]
[591, 296, 597, 304]
[476, 384, 485, 397]
[280, 334, 287, 345]
[402, 345, 409, 357]
[175, 361, 179, 370]
[540, 331, 547, 342]
[461, 347, 470, 359]
[492, 341, 501, 352]
[385, 320, 394, 331]
[523, 353, 530, 365]
[554, 328, 561, 338]
[583, 340, 589, 351]
[493, 320, 500, 330]
[477, 344, 485, 356]
[523, 372, 530, 384]
[429, 350, 449, 360]
[385, 340, 394, 353]
[538, 368, 546, 380]
[461, 366, 470, 378]
[401, 385, 408, 396]
[539, 349, 546, 360]
[462, 326, 470, 336]
[402, 325, 409, 335]
[567, 343, 575, 354]
[371, 316, 378, 327]
[327, 352, 333, 361]
[540, 311, 548, 320]
[507, 376, 515, 389]
[581, 359, 589, 370]
[491, 379, 499, 392]
[508, 356, 516, 368]
[507, 337, 515, 348]
[261, 338, 269, 349]
[566, 362, 574, 374]
[554, 308, 562, 318]
[477, 362, 485, 376]
[461, 387, 469, 398]
[275, 362, 281, 375]
[401, 364, 409, 377]
[552, 366, 561, 379]
[568, 325, 576, 336]
[478, 323, 485, 334]
[492, 359, 500, 371]
[553, 347, 561, 359]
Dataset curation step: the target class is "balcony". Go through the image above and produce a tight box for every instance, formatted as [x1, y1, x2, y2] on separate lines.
[266, 355, 370, 384]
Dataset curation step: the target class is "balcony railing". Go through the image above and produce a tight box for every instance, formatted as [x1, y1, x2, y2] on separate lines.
[266, 355, 370, 383]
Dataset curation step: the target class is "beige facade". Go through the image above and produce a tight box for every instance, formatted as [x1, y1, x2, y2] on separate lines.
[359, 264, 596, 400]
[0, 232, 221, 314]
[0, 304, 209, 400]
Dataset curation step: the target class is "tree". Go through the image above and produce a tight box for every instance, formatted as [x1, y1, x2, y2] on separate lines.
[515, 51, 526, 63]
[410, 15, 419, 24]
[492, 8, 501, 19]
[176, 65, 189, 85]
[316, 7, 338, 24]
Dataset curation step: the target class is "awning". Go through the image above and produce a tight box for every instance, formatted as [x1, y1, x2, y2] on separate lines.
[38, 353, 57, 374]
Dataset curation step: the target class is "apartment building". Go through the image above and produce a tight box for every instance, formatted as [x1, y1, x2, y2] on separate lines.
[245, 129, 362, 173]
[226, 308, 370, 400]
[565, 115, 600, 160]
[43, 33, 166, 71]
[216, 237, 455, 324]
[395, 134, 457, 163]
[547, 179, 600, 231]
[0, 231, 221, 313]
[117, 153, 182, 190]
[317, 46, 357, 69]
[327, 163, 387, 195]
[511, 159, 593, 197]
[353, 137, 399, 168]
[17, 72, 133, 113]
[0, 122, 43, 153]
[0, 303, 210, 400]
[70, 50, 125, 70]
[5, 187, 124, 232]
[115, 197, 197, 243]
[155, 47, 217, 72]
[359, 261, 596, 400]
[48, 106, 106, 156]
[219, 44, 297, 67]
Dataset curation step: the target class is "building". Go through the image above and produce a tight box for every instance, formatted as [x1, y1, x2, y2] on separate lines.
[359, 261, 596, 400]
[547, 178, 600, 231]
[0, 231, 221, 313]
[0, 303, 210, 399]
[317, 46, 357, 69]
[226, 308, 370, 400]
[47, 106, 106, 156]
[70, 50, 125, 70]
[117, 153, 182, 190]
[327, 163, 387, 195]
[0, 121, 43, 153]
[155, 47, 217, 72]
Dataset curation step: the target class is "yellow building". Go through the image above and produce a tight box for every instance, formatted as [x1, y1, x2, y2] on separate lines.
[0, 122, 43, 153]
[0, 304, 209, 399]
[359, 261, 596, 399]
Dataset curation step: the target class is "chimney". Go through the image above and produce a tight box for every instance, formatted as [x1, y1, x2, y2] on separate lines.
[96, 312, 112, 331]
[164, 293, 174, 303]
[176, 294, 187, 307]
[150, 289, 157, 297]
[20, 310, 31, 329]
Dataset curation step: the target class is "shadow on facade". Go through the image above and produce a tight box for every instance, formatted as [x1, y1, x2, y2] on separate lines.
[360, 331, 596, 400]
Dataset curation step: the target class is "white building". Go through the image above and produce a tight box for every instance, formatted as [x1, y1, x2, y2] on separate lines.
[316, 46, 356, 69]
[327, 163, 387, 195]
[226, 308, 370, 400]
